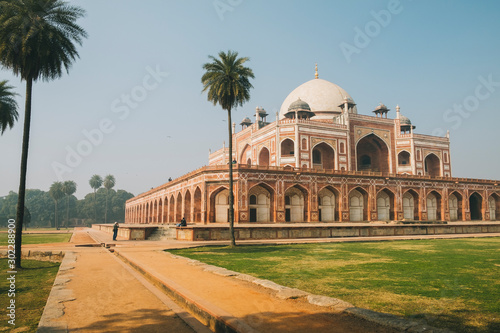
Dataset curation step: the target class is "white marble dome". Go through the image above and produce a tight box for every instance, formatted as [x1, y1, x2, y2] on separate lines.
[279, 78, 356, 120]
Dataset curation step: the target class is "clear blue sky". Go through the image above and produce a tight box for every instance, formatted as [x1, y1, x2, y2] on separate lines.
[1, 0, 499, 199]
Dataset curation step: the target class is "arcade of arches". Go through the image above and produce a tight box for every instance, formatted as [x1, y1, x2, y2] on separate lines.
[125, 173, 500, 224]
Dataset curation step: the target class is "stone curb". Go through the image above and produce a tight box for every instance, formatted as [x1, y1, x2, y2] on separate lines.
[36, 251, 76, 333]
[168, 253, 453, 332]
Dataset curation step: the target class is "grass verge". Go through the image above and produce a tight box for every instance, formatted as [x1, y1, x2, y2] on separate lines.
[0, 233, 72, 246]
[170, 238, 500, 333]
[0, 258, 60, 332]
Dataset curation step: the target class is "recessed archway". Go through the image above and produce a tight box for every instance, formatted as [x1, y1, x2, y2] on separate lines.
[240, 144, 251, 165]
[489, 194, 499, 221]
[349, 188, 368, 222]
[398, 151, 411, 166]
[258, 147, 270, 167]
[376, 189, 395, 221]
[281, 139, 295, 157]
[284, 185, 308, 222]
[184, 190, 191, 222]
[193, 187, 202, 223]
[318, 187, 338, 222]
[211, 188, 229, 223]
[169, 195, 175, 223]
[248, 184, 274, 222]
[469, 192, 483, 220]
[356, 134, 390, 173]
[403, 190, 419, 220]
[427, 191, 442, 221]
[424, 154, 441, 177]
[312, 142, 335, 170]
[449, 192, 463, 221]
[175, 192, 182, 223]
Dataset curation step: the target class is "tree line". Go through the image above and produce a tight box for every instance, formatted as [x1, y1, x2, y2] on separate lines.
[0, 174, 133, 228]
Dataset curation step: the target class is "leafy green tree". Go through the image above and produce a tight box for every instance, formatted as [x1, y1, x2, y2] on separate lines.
[0, 0, 87, 268]
[103, 174, 116, 223]
[49, 182, 64, 229]
[0, 80, 18, 134]
[62, 180, 77, 228]
[89, 175, 103, 222]
[201, 50, 254, 246]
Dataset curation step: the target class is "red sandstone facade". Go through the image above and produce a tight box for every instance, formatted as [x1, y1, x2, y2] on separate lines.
[125, 73, 499, 224]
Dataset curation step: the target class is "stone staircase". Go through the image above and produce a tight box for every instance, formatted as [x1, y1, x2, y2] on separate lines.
[146, 226, 177, 241]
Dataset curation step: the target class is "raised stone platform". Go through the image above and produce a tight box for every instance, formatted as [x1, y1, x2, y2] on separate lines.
[175, 222, 500, 241]
[92, 224, 158, 240]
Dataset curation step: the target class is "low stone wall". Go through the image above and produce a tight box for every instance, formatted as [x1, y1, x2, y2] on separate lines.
[176, 224, 500, 241]
[92, 224, 157, 240]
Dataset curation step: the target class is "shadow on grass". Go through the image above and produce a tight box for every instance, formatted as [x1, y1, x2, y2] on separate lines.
[409, 310, 500, 333]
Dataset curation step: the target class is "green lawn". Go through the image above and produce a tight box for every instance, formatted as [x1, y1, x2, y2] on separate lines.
[170, 238, 500, 333]
[0, 258, 60, 332]
[0, 233, 72, 246]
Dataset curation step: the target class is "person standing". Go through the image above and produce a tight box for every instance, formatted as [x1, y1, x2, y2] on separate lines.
[113, 222, 119, 241]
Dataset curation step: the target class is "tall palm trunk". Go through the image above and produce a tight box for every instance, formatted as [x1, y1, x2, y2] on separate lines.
[227, 107, 235, 246]
[14, 77, 33, 269]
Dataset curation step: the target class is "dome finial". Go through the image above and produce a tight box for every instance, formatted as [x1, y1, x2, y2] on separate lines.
[315, 63, 319, 79]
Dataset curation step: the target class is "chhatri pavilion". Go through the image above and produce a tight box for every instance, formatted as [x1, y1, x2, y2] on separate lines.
[125, 66, 499, 225]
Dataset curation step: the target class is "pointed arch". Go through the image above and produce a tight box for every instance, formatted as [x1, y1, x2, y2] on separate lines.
[402, 189, 419, 220]
[449, 191, 463, 221]
[398, 150, 411, 166]
[376, 188, 395, 221]
[169, 194, 175, 223]
[489, 193, 499, 221]
[356, 134, 390, 173]
[349, 187, 368, 222]
[258, 147, 270, 166]
[163, 196, 168, 223]
[240, 144, 251, 164]
[184, 190, 192, 222]
[427, 190, 442, 221]
[469, 192, 483, 220]
[193, 187, 202, 223]
[284, 184, 309, 222]
[318, 186, 340, 222]
[209, 186, 229, 223]
[281, 138, 295, 157]
[158, 198, 163, 223]
[312, 142, 336, 170]
[248, 183, 275, 222]
[424, 153, 441, 177]
[175, 192, 182, 222]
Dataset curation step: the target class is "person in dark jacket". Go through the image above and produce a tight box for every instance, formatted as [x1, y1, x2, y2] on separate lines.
[177, 217, 187, 227]
[113, 222, 119, 240]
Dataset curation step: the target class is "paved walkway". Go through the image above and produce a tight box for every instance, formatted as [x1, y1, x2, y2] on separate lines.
[31, 228, 500, 332]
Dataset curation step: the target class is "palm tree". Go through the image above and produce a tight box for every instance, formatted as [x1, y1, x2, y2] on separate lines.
[0, 0, 87, 268]
[201, 50, 254, 246]
[89, 175, 103, 223]
[62, 180, 77, 228]
[103, 175, 116, 223]
[49, 181, 64, 230]
[0, 80, 19, 134]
